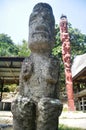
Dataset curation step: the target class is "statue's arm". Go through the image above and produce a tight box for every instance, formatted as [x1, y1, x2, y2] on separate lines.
[46, 58, 60, 84]
[21, 58, 33, 81]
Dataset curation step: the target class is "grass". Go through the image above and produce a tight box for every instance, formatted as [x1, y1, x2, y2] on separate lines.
[0, 124, 84, 130]
[59, 124, 85, 130]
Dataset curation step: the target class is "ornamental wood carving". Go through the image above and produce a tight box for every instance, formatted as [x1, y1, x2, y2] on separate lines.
[60, 15, 75, 111]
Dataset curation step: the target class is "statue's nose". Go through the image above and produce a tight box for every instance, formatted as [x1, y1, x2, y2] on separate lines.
[35, 25, 49, 33]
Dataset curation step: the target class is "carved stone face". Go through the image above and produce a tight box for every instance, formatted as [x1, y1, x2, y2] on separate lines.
[29, 3, 55, 53]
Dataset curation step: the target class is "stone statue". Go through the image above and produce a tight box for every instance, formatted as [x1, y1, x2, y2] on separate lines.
[12, 3, 63, 130]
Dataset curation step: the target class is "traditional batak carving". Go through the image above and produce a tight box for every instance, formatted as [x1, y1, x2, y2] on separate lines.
[59, 15, 75, 111]
[12, 3, 63, 130]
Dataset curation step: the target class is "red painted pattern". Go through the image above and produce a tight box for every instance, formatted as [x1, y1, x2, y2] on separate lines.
[59, 16, 75, 111]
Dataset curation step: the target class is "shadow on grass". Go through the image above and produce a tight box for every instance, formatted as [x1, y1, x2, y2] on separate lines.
[59, 124, 85, 130]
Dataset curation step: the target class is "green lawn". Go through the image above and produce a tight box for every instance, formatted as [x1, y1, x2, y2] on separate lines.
[59, 124, 85, 130]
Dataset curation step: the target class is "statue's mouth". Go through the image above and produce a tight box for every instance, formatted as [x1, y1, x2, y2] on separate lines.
[30, 24, 51, 39]
[35, 25, 49, 32]
[35, 24, 49, 33]
[32, 31, 50, 39]
[32, 31, 48, 35]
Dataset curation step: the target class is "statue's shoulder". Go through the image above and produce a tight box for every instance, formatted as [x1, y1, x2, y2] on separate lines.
[21, 55, 33, 81]
[22, 55, 33, 66]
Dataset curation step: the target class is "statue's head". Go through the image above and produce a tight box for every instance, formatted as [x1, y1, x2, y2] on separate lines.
[29, 3, 55, 53]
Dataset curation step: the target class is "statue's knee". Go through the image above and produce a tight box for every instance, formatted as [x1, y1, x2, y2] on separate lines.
[37, 97, 63, 117]
[36, 98, 63, 130]
[11, 96, 36, 119]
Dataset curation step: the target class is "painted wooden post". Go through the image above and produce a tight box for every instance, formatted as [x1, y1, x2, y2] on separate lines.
[59, 15, 75, 111]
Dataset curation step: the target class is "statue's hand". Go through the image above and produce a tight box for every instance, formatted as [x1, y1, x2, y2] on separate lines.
[46, 57, 59, 84]
[21, 58, 33, 81]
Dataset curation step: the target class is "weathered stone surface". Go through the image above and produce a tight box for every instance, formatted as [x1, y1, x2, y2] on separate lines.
[19, 54, 60, 102]
[29, 2, 55, 53]
[12, 2, 63, 130]
[12, 96, 36, 130]
[37, 98, 62, 130]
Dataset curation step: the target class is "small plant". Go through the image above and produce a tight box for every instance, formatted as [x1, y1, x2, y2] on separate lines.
[8, 84, 17, 92]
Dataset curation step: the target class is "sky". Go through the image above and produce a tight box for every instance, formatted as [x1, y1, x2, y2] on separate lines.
[0, 0, 86, 44]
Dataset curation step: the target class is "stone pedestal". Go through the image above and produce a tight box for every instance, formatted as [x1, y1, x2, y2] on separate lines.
[37, 98, 62, 130]
[12, 96, 62, 130]
[12, 96, 36, 130]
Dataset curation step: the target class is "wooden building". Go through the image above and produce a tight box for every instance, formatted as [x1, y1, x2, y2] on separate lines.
[0, 57, 24, 101]
[72, 53, 86, 112]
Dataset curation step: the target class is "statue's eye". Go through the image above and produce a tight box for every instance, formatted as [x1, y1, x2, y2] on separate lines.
[30, 16, 36, 22]
[30, 12, 38, 22]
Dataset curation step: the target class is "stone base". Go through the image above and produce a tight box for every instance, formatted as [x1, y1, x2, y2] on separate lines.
[37, 98, 63, 130]
[12, 96, 36, 130]
[12, 96, 63, 130]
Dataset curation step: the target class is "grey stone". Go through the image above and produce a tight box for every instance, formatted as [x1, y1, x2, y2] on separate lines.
[12, 2, 63, 130]
[29, 2, 55, 53]
[37, 98, 62, 130]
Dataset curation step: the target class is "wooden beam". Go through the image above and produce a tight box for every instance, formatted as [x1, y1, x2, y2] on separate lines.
[75, 89, 86, 98]
[0, 57, 24, 62]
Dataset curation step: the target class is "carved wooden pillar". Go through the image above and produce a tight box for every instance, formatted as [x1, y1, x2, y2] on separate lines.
[59, 15, 75, 111]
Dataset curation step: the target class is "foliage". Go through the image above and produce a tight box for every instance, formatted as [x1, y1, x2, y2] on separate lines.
[2, 85, 10, 92]
[0, 34, 31, 57]
[59, 124, 83, 130]
[8, 84, 17, 92]
[1, 84, 17, 92]
[69, 23, 86, 60]
[52, 24, 65, 91]
[18, 40, 31, 57]
[53, 23, 86, 59]
[0, 23, 86, 92]
[0, 33, 19, 56]
[52, 23, 86, 91]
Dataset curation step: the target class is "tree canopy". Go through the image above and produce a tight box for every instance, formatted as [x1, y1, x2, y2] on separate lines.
[0, 34, 31, 57]
[53, 23, 86, 59]
[52, 23, 86, 91]
[17, 40, 31, 57]
[0, 34, 19, 56]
